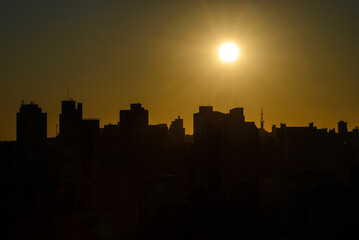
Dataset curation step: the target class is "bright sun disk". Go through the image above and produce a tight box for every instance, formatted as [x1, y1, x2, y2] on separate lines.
[219, 42, 239, 62]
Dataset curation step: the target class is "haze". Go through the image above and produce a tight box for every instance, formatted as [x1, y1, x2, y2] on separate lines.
[1, 0, 359, 140]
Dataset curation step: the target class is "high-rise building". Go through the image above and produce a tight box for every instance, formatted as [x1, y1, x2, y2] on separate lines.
[193, 106, 259, 198]
[58, 99, 99, 202]
[16, 102, 47, 180]
[17, 102, 47, 145]
[338, 121, 348, 135]
[120, 103, 148, 131]
[168, 116, 185, 146]
[119, 103, 148, 143]
[59, 100, 83, 135]
[193, 106, 231, 195]
[193, 106, 227, 145]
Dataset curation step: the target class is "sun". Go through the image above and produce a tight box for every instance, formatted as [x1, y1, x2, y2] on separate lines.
[218, 42, 239, 62]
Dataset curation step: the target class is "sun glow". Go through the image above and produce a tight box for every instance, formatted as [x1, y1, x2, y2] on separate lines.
[218, 42, 239, 62]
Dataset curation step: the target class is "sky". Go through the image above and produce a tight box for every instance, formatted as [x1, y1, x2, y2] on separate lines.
[1, 0, 359, 140]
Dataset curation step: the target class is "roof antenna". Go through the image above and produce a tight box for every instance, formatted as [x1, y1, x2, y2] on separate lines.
[260, 107, 264, 130]
[67, 86, 70, 100]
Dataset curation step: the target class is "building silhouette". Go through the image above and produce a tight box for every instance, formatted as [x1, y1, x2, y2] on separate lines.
[338, 120, 348, 135]
[168, 116, 185, 146]
[120, 103, 148, 134]
[3, 100, 359, 239]
[16, 102, 47, 187]
[58, 99, 99, 204]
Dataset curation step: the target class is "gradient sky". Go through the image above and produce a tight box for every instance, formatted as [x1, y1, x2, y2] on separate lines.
[1, 0, 359, 140]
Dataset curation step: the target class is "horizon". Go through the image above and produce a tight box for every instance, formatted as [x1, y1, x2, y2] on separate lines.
[2, 1, 359, 140]
[1, 98, 357, 141]
[2, 1, 359, 238]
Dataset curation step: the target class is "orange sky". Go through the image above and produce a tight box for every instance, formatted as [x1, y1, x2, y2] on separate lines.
[1, 0, 359, 140]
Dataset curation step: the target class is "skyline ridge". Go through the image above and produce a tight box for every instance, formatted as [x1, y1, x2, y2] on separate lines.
[2, 98, 358, 141]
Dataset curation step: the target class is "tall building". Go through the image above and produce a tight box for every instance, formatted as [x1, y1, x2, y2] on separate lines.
[168, 116, 185, 146]
[271, 123, 337, 172]
[17, 102, 47, 144]
[58, 99, 99, 203]
[193, 106, 260, 199]
[16, 102, 47, 181]
[193, 106, 227, 195]
[119, 103, 149, 143]
[120, 103, 148, 131]
[194, 106, 227, 145]
[59, 100, 83, 135]
[338, 121, 348, 135]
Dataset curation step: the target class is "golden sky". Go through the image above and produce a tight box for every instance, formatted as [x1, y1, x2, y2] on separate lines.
[1, 0, 359, 140]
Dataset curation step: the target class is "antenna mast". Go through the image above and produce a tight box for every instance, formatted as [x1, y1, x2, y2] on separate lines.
[67, 86, 70, 100]
[260, 107, 264, 130]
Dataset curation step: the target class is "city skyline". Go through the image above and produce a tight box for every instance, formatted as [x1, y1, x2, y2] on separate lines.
[2, 98, 358, 142]
[3, 1, 359, 239]
[3, 97, 359, 239]
[2, 0, 359, 140]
